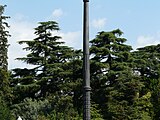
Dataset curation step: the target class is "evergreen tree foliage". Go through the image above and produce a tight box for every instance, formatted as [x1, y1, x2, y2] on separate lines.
[90, 29, 143, 119]
[0, 5, 14, 120]
[11, 68, 38, 103]
[11, 21, 74, 101]
[0, 68, 12, 104]
[11, 21, 84, 118]
[0, 5, 10, 70]
[11, 21, 160, 119]
[132, 44, 160, 119]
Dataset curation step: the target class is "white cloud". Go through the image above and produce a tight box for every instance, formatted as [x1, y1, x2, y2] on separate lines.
[8, 16, 35, 69]
[134, 32, 160, 50]
[58, 31, 82, 49]
[52, 8, 63, 18]
[91, 18, 107, 29]
[50, 31, 82, 49]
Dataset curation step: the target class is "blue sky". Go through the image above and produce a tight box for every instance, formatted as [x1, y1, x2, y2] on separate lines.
[1, 0, 160, 69]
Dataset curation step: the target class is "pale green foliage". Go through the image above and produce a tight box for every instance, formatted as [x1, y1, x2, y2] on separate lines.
[11, 98, 50, 120]
[133, 92, 153, 120]
[91, 103, 104, 120]
[47, 95, 81, 120]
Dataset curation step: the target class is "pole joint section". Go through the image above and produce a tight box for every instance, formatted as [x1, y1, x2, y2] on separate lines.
[84, 86, 91, 91]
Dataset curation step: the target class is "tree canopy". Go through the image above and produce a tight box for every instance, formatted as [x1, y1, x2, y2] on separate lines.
[1, 4, 160, 120]
[0, 5, 10, 70]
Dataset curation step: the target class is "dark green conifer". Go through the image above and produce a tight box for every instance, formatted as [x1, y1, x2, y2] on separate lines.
[90, 29, 143, 119]
[0, 5, 10, 70]
[0, 5, 12, 104]
[11, 21, 84, 119]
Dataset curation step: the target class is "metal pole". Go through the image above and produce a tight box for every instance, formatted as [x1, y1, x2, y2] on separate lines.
[83, 0, 91, 120]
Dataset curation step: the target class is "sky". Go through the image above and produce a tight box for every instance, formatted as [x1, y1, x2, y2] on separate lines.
[1, 0, 160, 69]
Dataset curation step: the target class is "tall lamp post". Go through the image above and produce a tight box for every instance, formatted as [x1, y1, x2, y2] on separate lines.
[83, 0, 91, 120]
